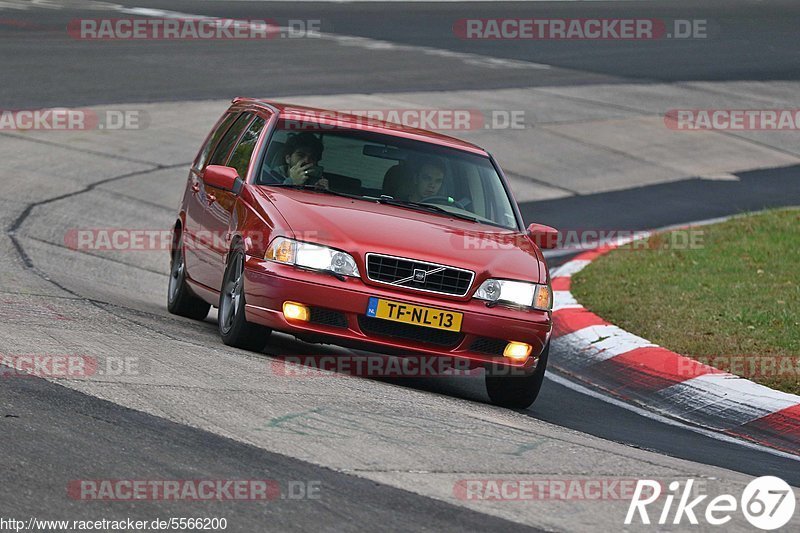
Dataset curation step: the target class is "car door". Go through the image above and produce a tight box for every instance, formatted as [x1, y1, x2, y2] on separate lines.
[184, 112, 252, 290]
[200, 113, 268, 292]
[183, 111, 237, 288]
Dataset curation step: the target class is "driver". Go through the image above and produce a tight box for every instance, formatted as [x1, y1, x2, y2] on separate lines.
[408, 157, 445, 202]
[278, 132, 329, 188]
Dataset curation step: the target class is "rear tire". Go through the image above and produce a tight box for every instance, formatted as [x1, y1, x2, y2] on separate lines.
[167, 229, 211, 320]
[218, 248, 271, 352]
[485, 341, 549, 409]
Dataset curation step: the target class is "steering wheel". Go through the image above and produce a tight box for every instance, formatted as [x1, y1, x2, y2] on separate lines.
[419, 195, 470, 210]
[305, 174, 323, 186]
[302, 168, 330, 188]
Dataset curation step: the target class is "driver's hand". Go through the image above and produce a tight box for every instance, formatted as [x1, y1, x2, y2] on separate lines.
[315, 178, 329, 190]
[288, 161, 314, 185]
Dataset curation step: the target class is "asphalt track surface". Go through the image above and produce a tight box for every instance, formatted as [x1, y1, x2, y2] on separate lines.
[2, 1, 800, 531]
[1, 0, 800, 108]
[0, 373, 539, 532]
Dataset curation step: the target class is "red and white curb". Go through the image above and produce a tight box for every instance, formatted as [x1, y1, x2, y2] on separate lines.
[549, 245, 800, 456]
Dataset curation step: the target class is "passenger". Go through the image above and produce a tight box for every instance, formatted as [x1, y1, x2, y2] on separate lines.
[408, 157, 445, 202]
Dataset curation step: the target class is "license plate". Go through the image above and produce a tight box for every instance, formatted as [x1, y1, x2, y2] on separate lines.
[366, 297, 463, 332]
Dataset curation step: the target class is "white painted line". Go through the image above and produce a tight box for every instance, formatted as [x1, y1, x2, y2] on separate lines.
[320, 33, 551, 70]
[119, 7, 213, 19]
[545, 371, 800, 462]
[0, 0, 125, 10]
[118, 6, 551, 71]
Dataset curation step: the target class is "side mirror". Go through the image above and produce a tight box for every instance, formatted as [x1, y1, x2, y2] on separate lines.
[527, 223, 559, 250]
[204, 165, 242, 194]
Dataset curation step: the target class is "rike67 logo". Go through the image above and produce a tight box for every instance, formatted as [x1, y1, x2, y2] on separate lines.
[626, 476, 796, 530]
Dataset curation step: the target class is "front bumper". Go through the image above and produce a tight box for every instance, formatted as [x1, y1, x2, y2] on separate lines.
[243, 257, 552, 370]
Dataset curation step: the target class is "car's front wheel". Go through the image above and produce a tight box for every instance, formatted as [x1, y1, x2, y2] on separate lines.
[485, 341, 549, 409]
[167, 230, 211, 320]
[218, 247, 271, 351]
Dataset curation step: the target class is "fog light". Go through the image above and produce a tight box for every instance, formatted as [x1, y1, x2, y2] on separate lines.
[283, 301, 310, 322]
[503, 342, 532, 361]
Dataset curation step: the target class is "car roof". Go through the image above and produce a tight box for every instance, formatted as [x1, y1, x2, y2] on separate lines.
[232, 97, 490, 156]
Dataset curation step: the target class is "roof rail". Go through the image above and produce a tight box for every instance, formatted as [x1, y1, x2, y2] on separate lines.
[231, 97, 279, 114]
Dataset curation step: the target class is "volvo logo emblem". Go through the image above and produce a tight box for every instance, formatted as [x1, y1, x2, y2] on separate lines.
[413, 269, 427, 282]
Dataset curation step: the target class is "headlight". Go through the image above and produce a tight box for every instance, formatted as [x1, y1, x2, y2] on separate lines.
[474, 279, 551, 310]
[265, 237, 360, 277]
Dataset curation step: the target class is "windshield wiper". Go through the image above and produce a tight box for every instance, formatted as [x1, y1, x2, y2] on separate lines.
[376, 197, 480, 223]
[273, 183, 356, 199]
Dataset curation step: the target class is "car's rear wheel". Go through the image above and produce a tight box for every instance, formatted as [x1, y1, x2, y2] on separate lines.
[167, 229, 211, 320]
[218, 248, 271, 351]
[485, 341, 549, 409]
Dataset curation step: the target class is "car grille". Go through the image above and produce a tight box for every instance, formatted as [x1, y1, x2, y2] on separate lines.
[470, 337, 507, 356]
[309, 307, 348, 328]
[357, 316, 462, 347]
[365, 253, 474, 296]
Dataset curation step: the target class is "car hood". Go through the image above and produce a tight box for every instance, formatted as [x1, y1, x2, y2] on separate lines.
[252, 187, 546, 284]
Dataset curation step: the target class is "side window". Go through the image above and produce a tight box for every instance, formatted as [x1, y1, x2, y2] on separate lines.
[194, 112, 237, 170]
[228, 116, 267, 180]
[479, 164, 516, 227]
[208, 113, 252, 167]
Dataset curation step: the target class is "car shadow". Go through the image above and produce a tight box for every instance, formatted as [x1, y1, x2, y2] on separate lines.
[260, 330, 492, 405]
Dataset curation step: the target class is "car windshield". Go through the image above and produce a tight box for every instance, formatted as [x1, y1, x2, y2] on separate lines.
[256, 121, 520, 230]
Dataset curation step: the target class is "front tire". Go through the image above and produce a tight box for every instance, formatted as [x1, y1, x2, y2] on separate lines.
[218, 248, 271, 351]
[485, 341, 549, 409]
[167, 230, 211, 320]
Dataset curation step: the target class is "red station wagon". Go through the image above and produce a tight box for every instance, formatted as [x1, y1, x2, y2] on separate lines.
[168, 98, 558, 408]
